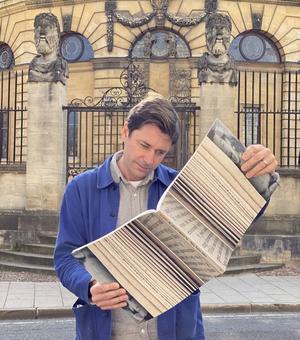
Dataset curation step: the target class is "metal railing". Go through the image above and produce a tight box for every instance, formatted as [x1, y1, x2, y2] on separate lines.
[0, 70, 27, 165]
[236, 70, 300, 168]
[66, 105, 200, 178]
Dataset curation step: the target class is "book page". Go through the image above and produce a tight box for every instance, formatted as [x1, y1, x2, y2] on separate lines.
[157, 120, 272, 279]
[78, 210, 205, 317]
[73, 247, 152, 322]
[138, 212, 223, 281]
[158, 192, 232, 270]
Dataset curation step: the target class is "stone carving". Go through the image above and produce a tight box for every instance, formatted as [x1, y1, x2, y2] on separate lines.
[167, 33, 177, 57]
[105, 1, 116, 52]
[198, 13, 237, 86]
[252, 12, 262, 30]
[143, 32, 155, 57]
[205, 0, 218, 14]
[150, 0, 169, 27]
[105, 0, 212, 52]
[28, 13, 68, 85]
[114, 12, 155, 28]
[165, 12, 207, 27]
[62, 14, 72, 32]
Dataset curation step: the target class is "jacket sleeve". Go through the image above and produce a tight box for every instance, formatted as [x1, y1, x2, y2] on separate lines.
[54, 179, 92, 303]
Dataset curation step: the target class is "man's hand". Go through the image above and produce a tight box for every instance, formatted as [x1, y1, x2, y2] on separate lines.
[90, 281, 128, 310]
[241, 144, 278, 179]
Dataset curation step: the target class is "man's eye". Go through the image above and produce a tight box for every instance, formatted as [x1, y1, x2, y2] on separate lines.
[157, 151, 166, 156]
[140, 143, 148, 149]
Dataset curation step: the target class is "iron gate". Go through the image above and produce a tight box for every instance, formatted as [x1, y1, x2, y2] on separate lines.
[65, 61, 200, 179]
[236, 69, 300, 168]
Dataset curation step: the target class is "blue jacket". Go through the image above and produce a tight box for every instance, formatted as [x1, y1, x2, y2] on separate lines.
[54, 156, 205, 340]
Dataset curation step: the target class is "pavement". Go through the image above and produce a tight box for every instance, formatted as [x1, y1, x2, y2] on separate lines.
[0, 273, 300, 320]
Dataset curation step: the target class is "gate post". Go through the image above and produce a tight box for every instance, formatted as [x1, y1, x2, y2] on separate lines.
[199, 84, 236, 139]
[26, 83, 67, 212]
[25, 13, 68, 213]
[197, 13, 237, 139]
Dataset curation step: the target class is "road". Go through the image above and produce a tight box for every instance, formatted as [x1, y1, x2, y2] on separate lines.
[203, 312, 300, 340]
[0, 313, 300, 339]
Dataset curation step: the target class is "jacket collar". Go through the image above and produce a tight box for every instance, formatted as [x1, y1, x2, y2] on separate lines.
[96, 154, 171, 189]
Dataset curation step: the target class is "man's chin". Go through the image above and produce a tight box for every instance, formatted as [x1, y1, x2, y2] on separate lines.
[134, 165, 152, 179]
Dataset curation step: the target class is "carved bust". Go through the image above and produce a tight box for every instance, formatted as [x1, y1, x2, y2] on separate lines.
[28, 13, 68, 85]
[198, 13, 237, 86]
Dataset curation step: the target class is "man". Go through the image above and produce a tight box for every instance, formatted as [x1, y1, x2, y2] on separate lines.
[54, 95, 277, 340]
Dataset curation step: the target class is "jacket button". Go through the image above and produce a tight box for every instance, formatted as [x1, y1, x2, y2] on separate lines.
[110, 212, 116, 217]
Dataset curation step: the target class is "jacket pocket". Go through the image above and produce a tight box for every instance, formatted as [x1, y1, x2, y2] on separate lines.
[73, 299, 110, 340]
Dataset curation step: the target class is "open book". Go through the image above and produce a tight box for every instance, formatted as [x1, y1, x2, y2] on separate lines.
[73, 119, 279, 322]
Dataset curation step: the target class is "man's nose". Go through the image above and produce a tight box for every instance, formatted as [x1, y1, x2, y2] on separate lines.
[143, 150, 156, 166]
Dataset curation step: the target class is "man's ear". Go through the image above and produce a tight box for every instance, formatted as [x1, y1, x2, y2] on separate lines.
[121, 121, 129, 142]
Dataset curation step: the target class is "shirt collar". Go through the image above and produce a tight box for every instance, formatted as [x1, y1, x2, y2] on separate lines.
[97, 152, 158, 189]
[110, 151, 154, 186]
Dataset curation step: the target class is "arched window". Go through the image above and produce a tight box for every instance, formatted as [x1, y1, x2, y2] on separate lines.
[229, 32, 280, 63]
[0, 43, 14, 70]
[130, 30, 190, 59]
[60, 33, 94, 62]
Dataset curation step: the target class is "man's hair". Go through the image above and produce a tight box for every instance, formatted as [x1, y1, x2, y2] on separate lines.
[127, 94, 180, 145]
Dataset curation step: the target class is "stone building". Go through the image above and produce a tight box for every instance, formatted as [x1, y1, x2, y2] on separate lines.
[0, 0, 299, 262]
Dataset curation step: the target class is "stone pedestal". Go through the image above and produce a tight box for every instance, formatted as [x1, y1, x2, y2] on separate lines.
[26, 82, 67, 212]
[199, 84, 236, 140]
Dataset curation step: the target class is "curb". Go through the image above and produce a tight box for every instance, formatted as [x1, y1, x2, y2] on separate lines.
[0, 307, 73, 320]
[1, 303, 300, 320]
[202, 303, 300, 314]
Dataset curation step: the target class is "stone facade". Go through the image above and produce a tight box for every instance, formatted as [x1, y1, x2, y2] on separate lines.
[0, 0, 299, 254]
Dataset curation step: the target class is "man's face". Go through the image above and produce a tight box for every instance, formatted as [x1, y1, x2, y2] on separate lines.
[118, 123, 172, 181]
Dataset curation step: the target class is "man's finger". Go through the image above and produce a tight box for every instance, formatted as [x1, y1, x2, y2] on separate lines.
[97, 294, 128, 309]
[244, 161, 275, 179]
[101, 301, 128, 310]
[92, 288, 127, 302]
[242, 144, 265, 161]
[91, 282, 120, 295]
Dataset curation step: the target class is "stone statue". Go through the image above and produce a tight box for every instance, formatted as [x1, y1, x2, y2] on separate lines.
[143, 32, 155, 57]
[28, 13, 68, 85]
[167, 32, 176, 57]
[198, 13, 237, 86]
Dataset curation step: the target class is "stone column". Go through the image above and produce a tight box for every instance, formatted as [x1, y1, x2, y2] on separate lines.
[25, 82, 67, 211]
[199, 84, 236, 140]
[197, 12, 238, 140]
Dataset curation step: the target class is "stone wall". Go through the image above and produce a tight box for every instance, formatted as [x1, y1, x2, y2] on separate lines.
[1, 0, 299, 99]
[0, 170, 26, 210]
[265, 170, 300, 216]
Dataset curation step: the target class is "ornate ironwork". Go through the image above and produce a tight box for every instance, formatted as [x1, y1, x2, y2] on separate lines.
[0, 44, 14, 70]
[169, 65, 191, 104]
[69, 60, 152, 108]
